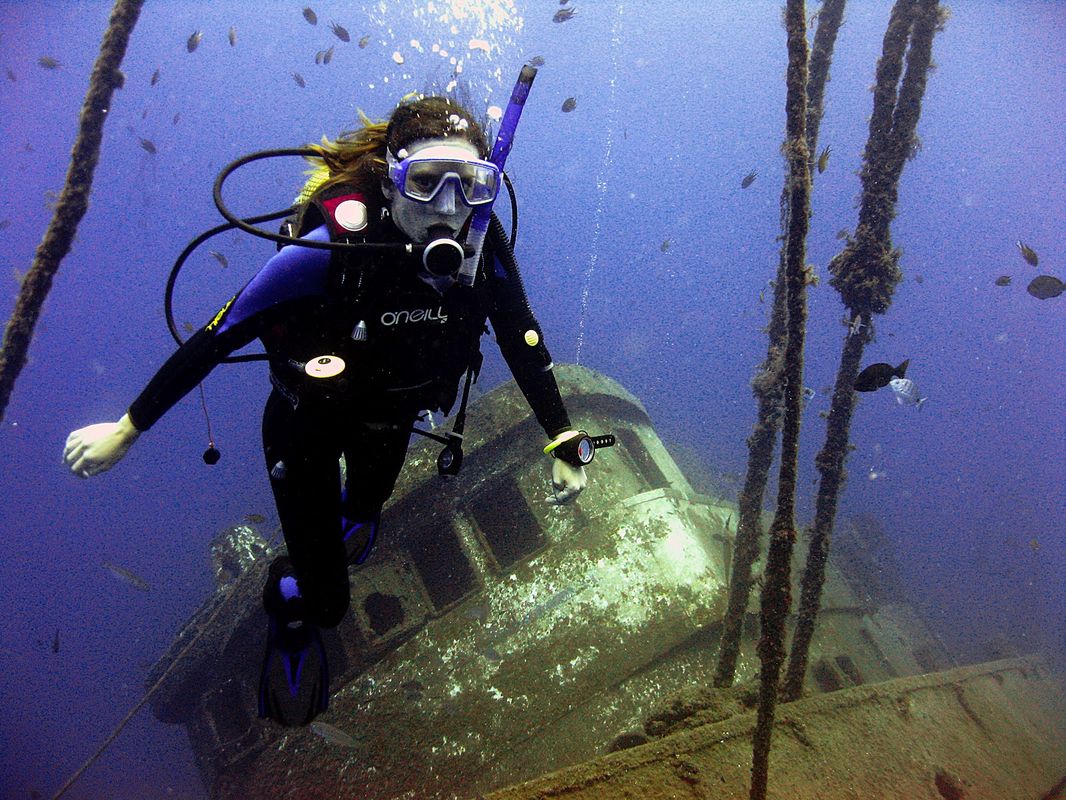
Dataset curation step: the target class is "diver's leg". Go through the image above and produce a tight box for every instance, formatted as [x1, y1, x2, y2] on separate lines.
[258, 392, 352, 727]
[262, 391, 350, 627]
[340, 417, 415, 564]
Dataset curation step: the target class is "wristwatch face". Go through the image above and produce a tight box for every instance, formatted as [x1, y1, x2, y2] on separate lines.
[575, 437, 594, 464]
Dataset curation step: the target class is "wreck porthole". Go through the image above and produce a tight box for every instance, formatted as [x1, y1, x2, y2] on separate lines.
[205, 678, 252, 745]
[812, 658, 844, 692]
[364, 591, 404, 636]
[468, 479, 545, 570]
[615, 429, 670, 490]
[835, 654, 864, 686]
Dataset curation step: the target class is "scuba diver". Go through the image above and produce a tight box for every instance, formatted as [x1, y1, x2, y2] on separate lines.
[62, 86, 602, 727]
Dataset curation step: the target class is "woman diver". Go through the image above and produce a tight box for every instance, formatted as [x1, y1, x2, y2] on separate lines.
[62, 90, 591, 727]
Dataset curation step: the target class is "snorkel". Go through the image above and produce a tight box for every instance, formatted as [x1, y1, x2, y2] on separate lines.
[458, 64, 537, 286]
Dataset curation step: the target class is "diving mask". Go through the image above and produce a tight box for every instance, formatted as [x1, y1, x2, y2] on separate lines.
[387, 146, 500, 207]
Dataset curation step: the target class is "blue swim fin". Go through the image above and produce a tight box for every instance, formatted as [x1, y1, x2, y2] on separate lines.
[258, 615, 329, 727]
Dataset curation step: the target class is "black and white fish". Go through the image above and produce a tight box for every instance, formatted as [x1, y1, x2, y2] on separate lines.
[889, 377, 926, 409]
[102, 562, 150, 592]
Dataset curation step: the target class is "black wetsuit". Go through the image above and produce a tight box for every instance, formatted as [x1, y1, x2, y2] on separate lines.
[128, 212, 571, 627]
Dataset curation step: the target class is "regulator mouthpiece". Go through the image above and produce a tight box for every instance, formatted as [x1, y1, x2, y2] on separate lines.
[423, 226, 465, 276]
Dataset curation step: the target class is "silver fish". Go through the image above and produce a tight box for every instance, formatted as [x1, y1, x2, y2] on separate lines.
[309, 721, 360, 747]
[888, 377, 926, 409]
[102, 562, 150, 591]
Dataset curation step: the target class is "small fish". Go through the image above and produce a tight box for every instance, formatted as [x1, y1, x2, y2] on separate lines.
[462, 603, 489, 622]
[5, 68, 15, 82]
[1026, 275, 1065, 300]
[358, 34, 370, 48]
[52, 628, 60, 654]
[293, 72, 306, 88]
[303, 7, 318, 25]
[844, 314, 865, 337]
[228, 26, 237, 47]
[889, 377, 926, 409]
[209, 250, 228, 268]
[660, 239, 671, 253]
[994, 275, 1011, 287]
[323, 45, 334, 65]
[1015, 241, 1038, 267]
[150, 68, 160, 86]
[1029, 538, 1040, 554]
[835, 228, 850, 240]
[816, 145, 831, 174]
[914, 274, 924, 284]
[138, 137, 156, 154]
[310, 721, 360, 748]
[867, 468, 887, 481]
[244, 513, 266, 524]
[38, 56, 61, 69]
[561, 96, 576, 113]
[553, 7, 576, 22]
[182, 321, 194, 333]
[102, 562, 150, 592]
[854, 359, 908, 392]
[330, 21, 351, 42]
[741, 170, 757, 189]
[315, 50, 324, 65]
[187, 30, 203, 53]
[529, 55, 545, 67]
[172, 112, 181, 125]
[802, 386, 816, 405]
[140, 108, 148, 119]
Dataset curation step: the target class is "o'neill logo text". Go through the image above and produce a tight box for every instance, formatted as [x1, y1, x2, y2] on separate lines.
[380, 307, 448, 326]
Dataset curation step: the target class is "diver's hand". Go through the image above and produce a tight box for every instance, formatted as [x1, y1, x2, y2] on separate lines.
[64, 413, 140, 479]
[548, 459, 587, 505]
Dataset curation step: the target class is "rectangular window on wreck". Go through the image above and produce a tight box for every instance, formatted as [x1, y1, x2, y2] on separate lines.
[407, 519, 478, 611]
[615, 428, 670, 491]
[467, 477, 545, 570]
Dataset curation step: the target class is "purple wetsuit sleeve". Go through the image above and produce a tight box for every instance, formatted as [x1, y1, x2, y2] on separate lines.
[126, 227, 333, 431]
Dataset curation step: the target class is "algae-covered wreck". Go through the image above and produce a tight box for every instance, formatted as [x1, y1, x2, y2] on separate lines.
[148, 365, 991, 799]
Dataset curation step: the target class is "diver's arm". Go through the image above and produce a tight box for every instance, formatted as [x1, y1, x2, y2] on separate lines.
[63, 233, 332, 477]
[484, 240, 587, 504]
[485, 249, 572, 438]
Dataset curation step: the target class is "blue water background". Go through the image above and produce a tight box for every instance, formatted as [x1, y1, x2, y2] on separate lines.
[1, 2, 1063, 797]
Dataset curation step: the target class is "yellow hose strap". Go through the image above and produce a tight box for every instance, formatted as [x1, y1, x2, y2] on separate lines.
[543, 429, 580, 456]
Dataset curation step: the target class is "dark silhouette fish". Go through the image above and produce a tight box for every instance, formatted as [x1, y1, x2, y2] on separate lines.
[52, 628, 60, 653]
[38, 56, 61, 69]
[553, 8, 576, 22]
[303, 7, 318, 25]
[187, 30, 202, 53]
[102, 562, 150, 592]
[209, 250, 228, 268]
[561, 96, 576, 112]
[854, 359, 908, 392]
[358, 34, 370, 48]
[330, 21, 351, 42]
[228, 27, 237, 47]
[293, 72, 306, 88]
[150, 68, 160, 86]
[5, 68, 15, 81]
[1026, 275, 1064, 300]
[138, 137, 156, 154]
[1016, 240, 1038, 266]
[741, 170, 757, 188]
[817, 144, 831, 173]
[323, 45, 334, 65]
[529, 55, 545, 67]
[994, 275, 1011, 287]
